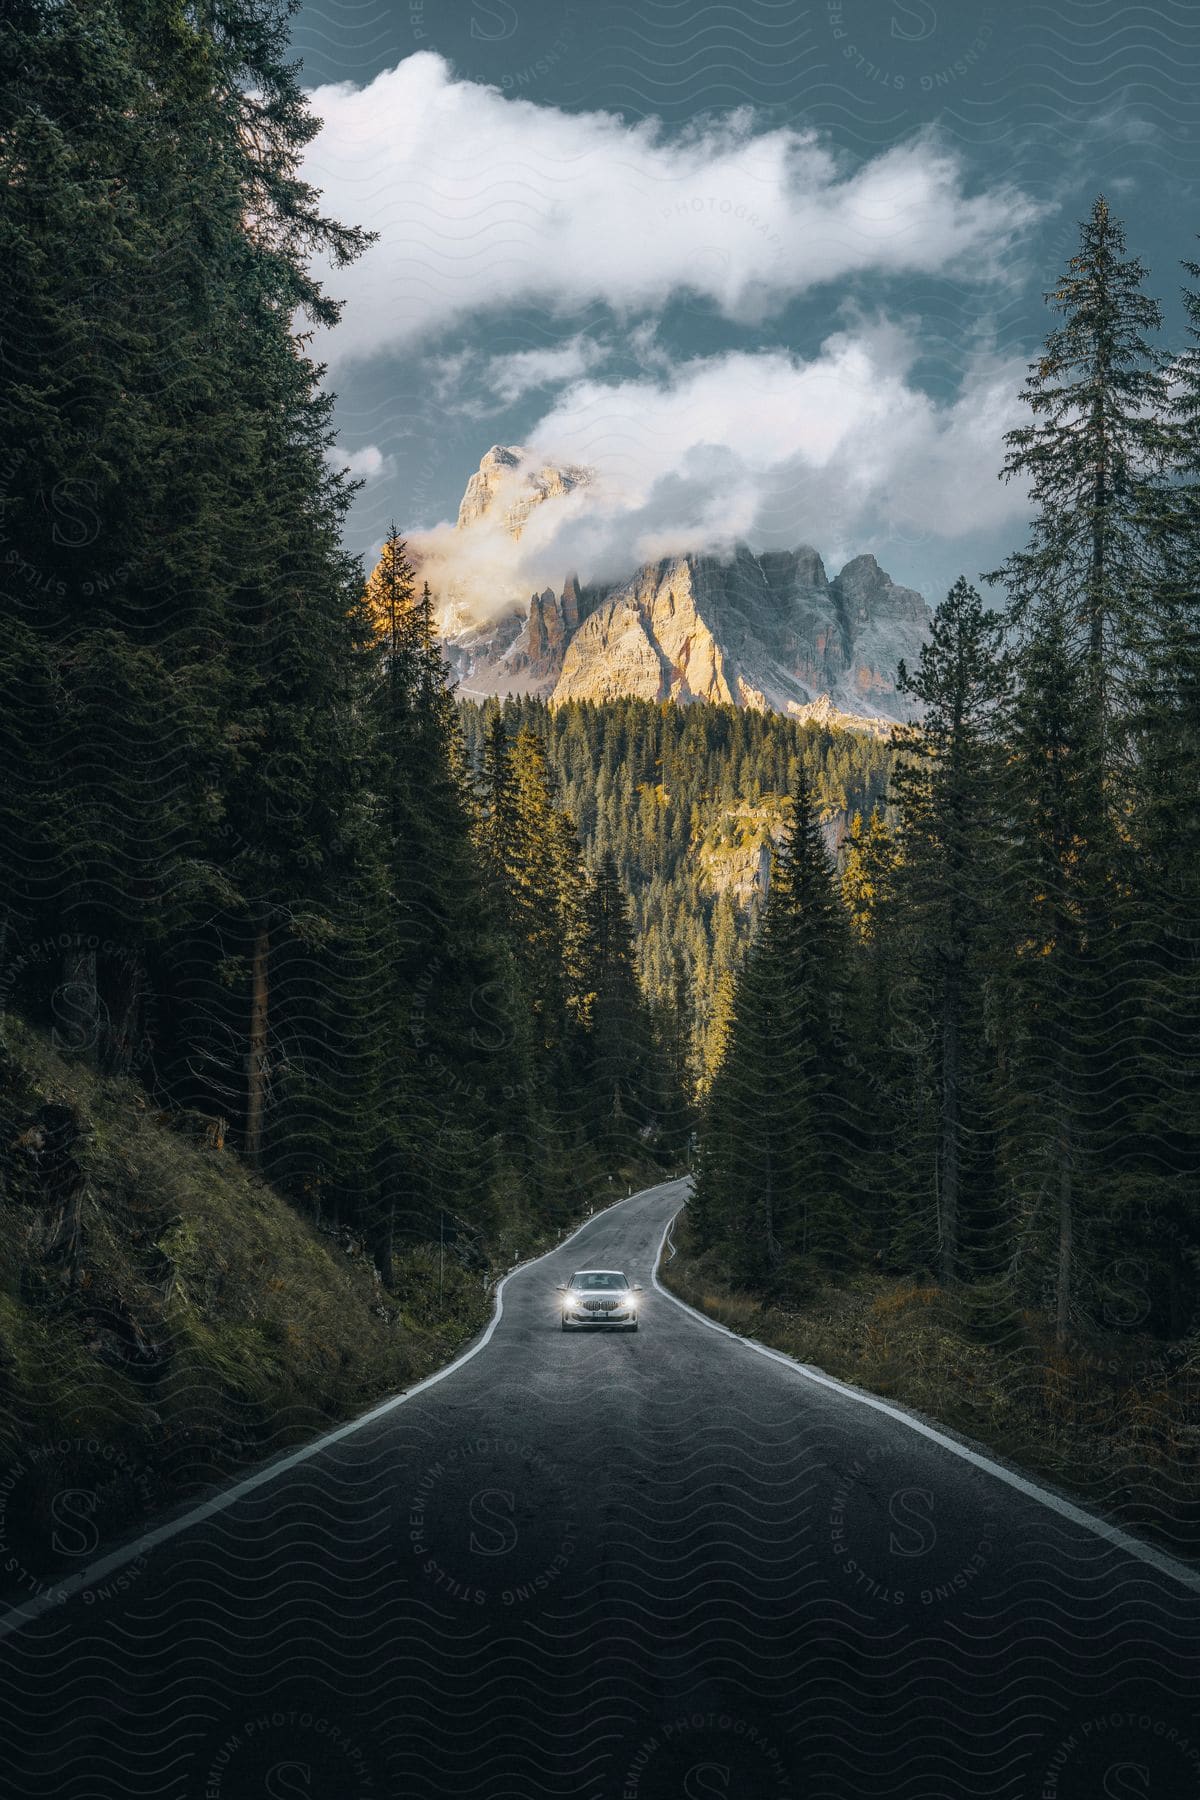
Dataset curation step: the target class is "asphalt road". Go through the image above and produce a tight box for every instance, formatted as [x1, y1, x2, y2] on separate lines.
[1, 1177, 1198, 1799]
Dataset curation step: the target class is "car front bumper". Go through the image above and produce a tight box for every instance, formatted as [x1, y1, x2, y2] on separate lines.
[562, 1309, 637, 1328]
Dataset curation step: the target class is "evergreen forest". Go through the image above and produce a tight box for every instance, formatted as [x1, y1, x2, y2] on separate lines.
[0, 0, 685, 1318]
[459, 697, 894, 1080]
[694, 200, 1200, 1377]
[2, 0, 1199, 1518]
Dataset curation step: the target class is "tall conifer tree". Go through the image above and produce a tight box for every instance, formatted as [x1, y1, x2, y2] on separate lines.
[695, 769, 852, 1279]
[989, 196, 1167, 747]
[891, 579, 1008, 1282]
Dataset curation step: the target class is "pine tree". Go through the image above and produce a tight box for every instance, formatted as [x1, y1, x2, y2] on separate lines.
[1113, 248, 1200, 1331]
[839, 805, 908, 1262]
[987, 199, 1169, 1335]
[694, 768, 853, 1280]
[579, 852, 650, 1154]
[489, 728, 570, 1058]
[360, 545, 540, 1268]
[998, 609, 1101, 1339]
[1122, 606, 1200, 1334]
[0, 0, 239, 1070]
[841, 809, 899, 948]
[890, 579, 1008, 1283]
[988, 196, 1167, 747]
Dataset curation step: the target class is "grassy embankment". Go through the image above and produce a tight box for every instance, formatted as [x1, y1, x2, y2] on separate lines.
[0, 1018, 659, 1596]
[661, 1211, 1200, 1558]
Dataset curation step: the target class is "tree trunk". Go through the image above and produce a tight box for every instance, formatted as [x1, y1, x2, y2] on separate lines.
[375, 1196, 394, 1284]
[372, 1141, 398, 1284]
[1090, 392, 1108, 746]
[42, 1103, 86, 1283]
[762, 1133, 778, 1267]
[243, 920, 270, 1165]
[57, 944, 99, 1063]
[940, 971, 961, 1285]
[1091, 424, 1106, 667]
[1055, 1102, 1073, 1344]
[102, 951, 145, 1078]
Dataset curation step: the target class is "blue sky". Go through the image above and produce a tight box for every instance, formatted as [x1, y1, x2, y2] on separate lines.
[293, 0, 1200, 605]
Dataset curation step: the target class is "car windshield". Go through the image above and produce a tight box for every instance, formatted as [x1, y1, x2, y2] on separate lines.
[571, 1272, 627, 1290]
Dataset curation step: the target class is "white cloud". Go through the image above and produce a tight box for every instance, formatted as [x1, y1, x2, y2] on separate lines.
[409, 327, 1033, 621]
[624, 321, 676, 375]
[415, 337, 609, 418]
[304, 53, 1043, 363]
[328, 443, 394, 482]
[482, 335, 609, 403]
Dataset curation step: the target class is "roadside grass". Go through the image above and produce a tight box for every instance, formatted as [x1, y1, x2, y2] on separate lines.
[0, 1017, 664, 1594]
[661, 1215, 1200, 1559]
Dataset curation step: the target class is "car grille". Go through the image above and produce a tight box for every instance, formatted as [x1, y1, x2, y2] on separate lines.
[579, 1297, 622, 1312]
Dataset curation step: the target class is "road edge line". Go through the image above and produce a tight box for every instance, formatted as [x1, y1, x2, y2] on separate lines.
[0, 1176, 689, 1643]
[651, 1209, 1200, 1598]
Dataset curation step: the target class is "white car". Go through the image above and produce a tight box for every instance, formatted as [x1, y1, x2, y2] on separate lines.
[558, 1269, 641, 1331]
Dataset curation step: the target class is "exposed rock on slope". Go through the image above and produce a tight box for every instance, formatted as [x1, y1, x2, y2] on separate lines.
[551, 547, 925, 722]
[446, 577, 596, 699]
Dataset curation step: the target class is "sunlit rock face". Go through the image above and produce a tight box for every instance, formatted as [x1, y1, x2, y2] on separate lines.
[438, 446, 930, 725]
[454, 444, 590, 537]
[551, 547, 927, 724]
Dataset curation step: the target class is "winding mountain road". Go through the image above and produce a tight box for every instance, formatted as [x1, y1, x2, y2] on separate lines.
[1, 1177, 1197, 1798]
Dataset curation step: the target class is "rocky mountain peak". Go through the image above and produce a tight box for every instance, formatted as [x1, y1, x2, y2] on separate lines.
[833, 552, 927, 629]
[455, 445, 521, 530]
[759, 545, 829, 594]
[437, 446, 932, 726]
[454, 443, 592, 540]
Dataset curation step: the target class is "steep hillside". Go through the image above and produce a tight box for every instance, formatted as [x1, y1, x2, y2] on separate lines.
[0, 1018, 643, 1593]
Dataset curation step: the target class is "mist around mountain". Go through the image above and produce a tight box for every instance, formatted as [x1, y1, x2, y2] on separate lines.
[420, 445, 931, 729]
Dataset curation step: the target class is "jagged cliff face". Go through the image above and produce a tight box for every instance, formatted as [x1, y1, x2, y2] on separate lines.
[439, 447, 930, 726]
[553, 547, 925, 723]
[445, 577, 597, 699]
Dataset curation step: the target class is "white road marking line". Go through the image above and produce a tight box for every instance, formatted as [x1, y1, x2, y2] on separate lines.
[0, 1178, 687, 1642]
[651, 1210, 1200, 1598]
